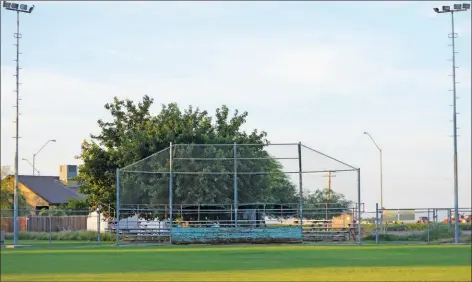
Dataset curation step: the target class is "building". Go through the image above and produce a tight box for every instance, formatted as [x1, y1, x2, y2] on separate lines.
[1, 165, 84, 211]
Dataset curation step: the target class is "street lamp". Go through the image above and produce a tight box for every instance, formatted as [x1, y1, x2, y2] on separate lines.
[363, 132, 383, 208]
[433, 3, 470, 244]
[2, 0, 35, 246]
[33, 139, 56, 176]
[21, 158, 40, 175]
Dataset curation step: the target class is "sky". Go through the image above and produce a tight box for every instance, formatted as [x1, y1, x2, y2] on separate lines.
[1, 1, 471, 211]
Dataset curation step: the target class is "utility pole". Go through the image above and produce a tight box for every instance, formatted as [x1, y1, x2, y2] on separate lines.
[323, 171, 337, 200]
[323, 171, 336, 220]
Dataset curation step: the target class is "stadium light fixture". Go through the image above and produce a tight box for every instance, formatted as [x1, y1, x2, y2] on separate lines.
[433, 3, 469, 13]
[3, 1, 34, 13]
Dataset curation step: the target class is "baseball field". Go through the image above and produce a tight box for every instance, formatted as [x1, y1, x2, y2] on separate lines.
[1, 242, 471, 281]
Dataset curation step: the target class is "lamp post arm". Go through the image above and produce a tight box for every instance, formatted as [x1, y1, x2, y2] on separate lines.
[366, 133, 381, 152]
[34, 140, 52, 156]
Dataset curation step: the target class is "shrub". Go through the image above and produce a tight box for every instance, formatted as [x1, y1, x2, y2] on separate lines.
[379, 223, 470, 232]
[362, 224, 464, 242]
[362, 233, 404, 241]
[4, 230, 115, 241]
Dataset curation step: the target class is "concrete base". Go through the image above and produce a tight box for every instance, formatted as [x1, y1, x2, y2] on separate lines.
[2, 244, 33, 249]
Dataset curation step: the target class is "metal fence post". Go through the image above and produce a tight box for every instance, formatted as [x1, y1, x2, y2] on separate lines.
[97, 205, 101, 245]
[169, 142, 173, 244]
[233, 142, 238, 228]
[447, 209, 452, 231]
[427, 208, 430, 244]
[49, 214, 52, 246]
[116, 168, 120, 246]
[375, 203, 379, 244]
[297, 142, 303, 235]
[357, 168, 362, 245]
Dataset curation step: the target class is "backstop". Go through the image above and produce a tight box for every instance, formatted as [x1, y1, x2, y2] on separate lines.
[115, 142, 361, 245]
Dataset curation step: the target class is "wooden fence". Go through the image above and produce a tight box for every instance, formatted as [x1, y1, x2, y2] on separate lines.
[0, 217, 27, 232]
[1, 216, 88, 232]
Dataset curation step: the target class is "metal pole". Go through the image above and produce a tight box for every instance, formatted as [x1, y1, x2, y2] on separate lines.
[450, 11, 460, 244]
[379, 149, 383, 209]
[169, 142, 173, 243]
[375, 203, 379, 244]
[297, 142, 303, 233]
[448, 209, 452, 231]
[357, 168, 362, 245]
[115, 168, 120, 246]
[427, 209, 431, 244]
[233, 142, 238, 227]
[32, 155, 36, 176]
[12, 10, 21, 246]
[97, 206, 101, 245]
[32, 140, 56, 177]
[49, 214, 52, 246]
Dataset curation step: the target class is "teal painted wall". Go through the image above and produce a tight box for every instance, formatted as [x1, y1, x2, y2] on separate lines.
[171, 227, 302, 244]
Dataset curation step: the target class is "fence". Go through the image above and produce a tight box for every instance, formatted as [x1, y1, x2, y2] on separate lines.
[117, 142, 361, 245]
[0, 209, 112, 246]
[361, 206, 472, 244]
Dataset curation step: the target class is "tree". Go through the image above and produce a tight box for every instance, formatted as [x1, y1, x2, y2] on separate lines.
[38, 206, 67, 216]
[77, 96, 297, 218]
[0, 178, 31, 217]
[303, 188, 353, 220]
[57, 198, 90, 215]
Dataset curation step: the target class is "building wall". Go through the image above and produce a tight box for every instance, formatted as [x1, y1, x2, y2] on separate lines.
[59, 165, 78, 186]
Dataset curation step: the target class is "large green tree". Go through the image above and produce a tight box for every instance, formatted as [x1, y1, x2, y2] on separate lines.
[303, 188, 353, 220]
[77, 96, 298, 216]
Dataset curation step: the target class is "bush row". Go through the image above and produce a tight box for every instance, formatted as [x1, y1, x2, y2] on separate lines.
[363, 223, 471, 232]
[362, 225, 471, 242]
[4, 230, 116, 241]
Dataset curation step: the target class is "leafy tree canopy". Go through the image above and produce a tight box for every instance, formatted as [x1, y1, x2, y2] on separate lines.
[303, 188, 353, 220]
[77, 96, 297, 214]
[77, 96, 352, 220]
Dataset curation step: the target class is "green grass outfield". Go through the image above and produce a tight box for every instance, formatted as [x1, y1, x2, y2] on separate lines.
[1, 242, 471, 281]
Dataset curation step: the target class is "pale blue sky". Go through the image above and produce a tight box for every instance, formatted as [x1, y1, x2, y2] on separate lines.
[1, 1, 471, 211]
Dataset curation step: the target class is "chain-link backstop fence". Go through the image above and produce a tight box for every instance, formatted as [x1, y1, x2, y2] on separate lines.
[116, 142, 361, 245]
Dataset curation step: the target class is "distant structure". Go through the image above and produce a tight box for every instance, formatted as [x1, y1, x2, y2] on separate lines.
[1, 166, 12, 180]
[59, 164, 78, 186]
[0, 165, 83, 211]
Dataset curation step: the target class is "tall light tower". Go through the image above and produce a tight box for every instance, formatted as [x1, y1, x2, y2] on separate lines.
[433, 3, 470, 244]
[2, 1, 35, 246]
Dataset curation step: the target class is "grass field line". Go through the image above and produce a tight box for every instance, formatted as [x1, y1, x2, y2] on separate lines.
[2, 266, 471, 281]
[2, 244, 470, 255]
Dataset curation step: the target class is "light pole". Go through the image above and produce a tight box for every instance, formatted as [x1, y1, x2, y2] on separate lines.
[33, 139, 56, 176]
[21, 158, 40, 175]
[2, 1, 35, 246]
[363, 132, 383, 208]
[433, 3, 470, 244]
